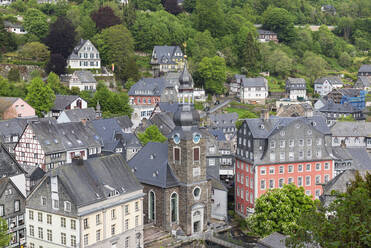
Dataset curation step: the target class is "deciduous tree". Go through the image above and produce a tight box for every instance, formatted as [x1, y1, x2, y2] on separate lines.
[138, 125, 167, 145]
[262, 7, 296, 43]
[91, 6, 121, 31]
[24, 8, 49, 39]
[194, 0, 225, 37]
[47, 72, 68, 95]
[197, 56, 226, 95]
[248, 184, 316, 237]
[26, 77, 55, 117]
[46, 53, 67, 75]
[19, 42, 50, 62]
[0, 18, 17, 54]
[302, 51, 327, 83]
[0, 218, 10, 247]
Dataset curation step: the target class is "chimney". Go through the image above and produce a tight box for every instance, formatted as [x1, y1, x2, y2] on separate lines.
[81, 118, 87, 126]
[305, 109, 313, 118]
[340, 139, 346, 148]
[261, 109, 269, 121]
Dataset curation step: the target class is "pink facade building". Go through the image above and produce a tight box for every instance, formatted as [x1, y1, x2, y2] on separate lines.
[0, 97, 35, 120]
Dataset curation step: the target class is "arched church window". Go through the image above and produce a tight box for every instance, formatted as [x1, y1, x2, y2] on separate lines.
[149, 191, 155, 221]
[170, 192, 178, 223]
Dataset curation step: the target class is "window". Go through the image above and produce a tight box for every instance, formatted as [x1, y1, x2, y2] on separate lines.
[111, 209, 116, 220]
[174, 147, 180, 162]
[316, 163, 321, 171]
[289, 139, 294, 147]
[306, 164, 311, 171]
[260, 180, 266, 190]
[83, 218, 89, 229]
[170, 193, 178, 223]
[53, 200, 59, 209]
[111, 224, 116, 235]
[29, 225, 34, 237]
[29, 210, 34, 220]
[299, 139, 304, 146]
[307, 150, 312, 158]
[71, 235, 76, 247]
[316, 150, 322, 158]
[324, 162, 330, 170]
[0, 205, 3, 217]
[125, 219, 129, 230]
[289, 152, 294, 160]
[260, 167, 266, 175]
[279, 178, 284, 188]
[316, 175, 321, 184]
[269, 179, 275, 189]
[298, 164, 303, 172]
[288, 165, 293, 173]
[305, 176, 311, 186]
[325, 175, 330, 183]
[38, 212, 43, 222]
[47, 215, 52, 224]
[71, 219, 76, 230]
[270, 141, 275, 149]
[96, 229, 101, 241]
[84, 234, 89, 246]
[209, 158, 215, 166]
[288, 177, 293, 184]
[246, 176, 249, 187]
[41, 197, 46, 206]
[125, 205, 129, 215]
[298, 176, 303, 186]
[149, 191, 155, 221]
[280, 152, 285, 160]
[47, 229, 52, 241]
[299, 150, 304, 159]
[13, 200, 20, 212]
[38, 227, 43, 239]
[315, 189, 321, 198]
[306, 190, 311, 196]
[193, 147, 200, 163]
[270, 151, 276, 161]
[135, 215, 139, 226]
[64, 201, 71, 212]
[250, 178, 253, 188]
[317, 138, 322, 145]
[96, 214, 101, 225]
[135, 201, 139, 212]
[61, 217, 66, 228]
[125, 237, 130, 248]
[279, 166, 284, 174]
[280, 140, 285, 148]
[307, 139, 312, 146]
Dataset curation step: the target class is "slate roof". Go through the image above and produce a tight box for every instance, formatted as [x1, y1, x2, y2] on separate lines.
[277, 103, 313, 117]
[318, 100, 360, 113]
[52, 95, 80, 111]
[355, 76, 371, 88]
[0, 97, 19, 113]
[258, 29, 277, 35]
[114, 116, 133, 130]
[3, 21, 24, 29]
[330, 121, 371, 137]
[26, 120, 101, 154]
[128, 77, 172, 96]
[73, 71, 96, 84]
[0, 143, 25, 177]
[209, 113, 238, 128]
[0, 177, 25, 200]
[128, 142, 180, 188]
[244, 115, 331, 139]
[42, 154, 142, 207]
[0, 118, 29, 139]
[257, 232, 287, 248]
[60, 108, 96, 122]
[150, 112, 176, 137]
[208, 128, 227, 141]
[285, 78, 306, 90]
[68, 39, 98, 60]
[332, 147, 371, 171]
[358, 64, 371, 73]
[156, 102, 179, 114]
[333, 88, 363, 97]
[152, 46, 183, 65]
[314, 76, 343, 86]
[241, 77, 267, 88]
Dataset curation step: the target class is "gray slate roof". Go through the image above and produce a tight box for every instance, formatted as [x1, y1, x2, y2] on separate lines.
[114, 116, 133, 130]
[208, 128, 227, 141]
[60, 108, 96, 122]
[3, 21, 24, 29]
[285, 77, 306, 90]
[241, 77, 267, 88]
[128, 142, 180, 188]
[0, 143, 25, 177]
[74, 71, 96, 84]
[150, 112, 176, 137]
[257, 232, 287, 248]
[128, 77, 172, 96]
[330, 121, 371, 137]
[152, 46, 183, 65]
[209, 113, 238, 128]
[244, 115, 331, 139]
[334, 88, 363, 97]
[358, 64, 371, 73]
[355, 76, 371, 88]
[319, 100, 359, 113]
[314, 76, 343, 86]
[332, 147, 371, 171]
[68, 39, 98, 60]
[157, 102, 180, 114]
[0, 118, 29, 139]
[52, 95, 80, 111]
[0, 97, 20, 113]
[43, 154, 142, 207]
[258, 29, 277, 35]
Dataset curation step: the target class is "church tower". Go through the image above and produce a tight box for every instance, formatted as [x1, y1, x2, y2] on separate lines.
[178, 63, 194, 103]
[168, 102, 211, 236]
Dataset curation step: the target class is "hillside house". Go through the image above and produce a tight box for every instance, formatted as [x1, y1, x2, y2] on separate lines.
[47, 95, 87, 118]
[240, 77, 268, 104]
[257, 30, 278, 43]
[0, 97, 35, 120]
[66, 39, 100, 69]
[285, 78, 306, 100]
[150, 46, 185, 76]
[358, 64, 371, 77]
[69, 70, 97, 91]
[314, 77, 343, 96]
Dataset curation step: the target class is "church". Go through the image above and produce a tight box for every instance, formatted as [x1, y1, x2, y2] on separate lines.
[128, 97, 227, 236]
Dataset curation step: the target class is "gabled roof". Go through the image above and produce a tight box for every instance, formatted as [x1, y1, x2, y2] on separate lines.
[209, 113, 238, 128]
[355, 76, 371, 88]
[128, 142, 180, 188]
[0, 97, 20, 113]
[277, 103, 313, 117]
[358, 64, 371, 73]
[114, 116, 133, 130]
[0, 143, 26, 177]
[41, 154, 142, 207]
[52, 95, 81, 111]
[285, 78, 306, 90]
[332, 147, 371, 171]
[208, 128, 226, 141]
[59, 108, 96, 122]
[244, 115, 331, 139]
[241, 77, 267, 88]
[150, 112, 176, 137]
[73, 71, 96, 84]
[0, 177, 26, 200]
[152, 46, 183, 65]
[330, 121, 371, 137]
[128, 77, 173, 96]
[156, 102, 179, 114]
[318, 100, 359, 113]
[331, 88, 363, 97]
[257, 232, 287, 248]
[314, 76, 343, 86]
[3, 21, 24, 29]
[68, 39, 98, 60]
[258, 29, 277, 35]
[0, 118, 29, 139]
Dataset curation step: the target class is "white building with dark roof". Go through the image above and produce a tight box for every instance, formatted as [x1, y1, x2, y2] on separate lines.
[358, 64, 371, 77]
[69, 71, 97, 91]
[354, 76, 371, 91]
[47, 95, 87, 119]
[240, 77, 268, 104]
[285, 77, 306, 100]
[257, 29, 278, 43]
[150, 46, 185, 76]
[314, 76, 343, 96]
[66, 39, 100, 69]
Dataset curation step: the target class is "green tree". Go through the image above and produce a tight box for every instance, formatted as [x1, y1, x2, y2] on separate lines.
[302, 51, 327, 83]
[26, 77, 55, 117]
[24, 8, 49, 39]
[339, 52, 352, 68]
[124, 78, 136, 90]
[132, 0, 163, 11]
[93, 25, 138, 81]
[187, 30, 216, 63]
[138, 125, 167, 145]
[19, 42, 50, 62]
[0, 217, 10, 247]
[266, 49, 292, 77]
[47, 72, 68, 95]
[248, 184, 316, 237]
[183, 0, 196, 12]
[236, 25, 260, 71]
[197, 56, 226, 95]
[287, 172, 371, 248]
[262, 7, 296, 43]
[194, 0, 225, 37]
[0, 18, 17, 54]
[7, 68, 20, 82]
[77, 16, 97, 40]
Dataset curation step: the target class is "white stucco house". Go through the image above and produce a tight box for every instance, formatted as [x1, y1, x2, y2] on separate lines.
[240, 77, 268, 104]
[69, 71, 97, 91]
[66, 39, 101, 69]
[285, 77, 307, 100]
[314, 77, 343, 96]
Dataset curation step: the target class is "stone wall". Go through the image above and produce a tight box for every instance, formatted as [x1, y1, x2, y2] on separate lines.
[0, 64, 44, 81]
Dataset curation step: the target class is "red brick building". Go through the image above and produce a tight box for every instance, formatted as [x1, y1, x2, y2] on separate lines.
[234, 113, 335, 216]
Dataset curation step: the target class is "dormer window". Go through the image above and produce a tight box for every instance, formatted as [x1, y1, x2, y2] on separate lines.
[108, 190, 119, 197]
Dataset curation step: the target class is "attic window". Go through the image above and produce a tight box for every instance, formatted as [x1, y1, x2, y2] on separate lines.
[259, 124, 265, 129]
[150, 154, 156, 159]
[108, 190, 119, 197]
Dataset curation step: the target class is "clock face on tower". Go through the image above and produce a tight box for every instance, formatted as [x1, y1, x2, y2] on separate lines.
[173, 133, 180, 144]
[193, 133, 201, 144]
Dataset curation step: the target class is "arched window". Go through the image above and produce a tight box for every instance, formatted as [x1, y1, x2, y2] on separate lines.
[149, 191, 155, 222]
[170, 192, 178, 223]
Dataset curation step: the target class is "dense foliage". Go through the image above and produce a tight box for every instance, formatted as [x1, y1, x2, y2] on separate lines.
[137, 125, 167, 145]
[0, 218, 10, 247]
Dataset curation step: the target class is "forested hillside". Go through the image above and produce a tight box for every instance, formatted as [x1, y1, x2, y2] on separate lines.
[0, 0, 370, 95]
